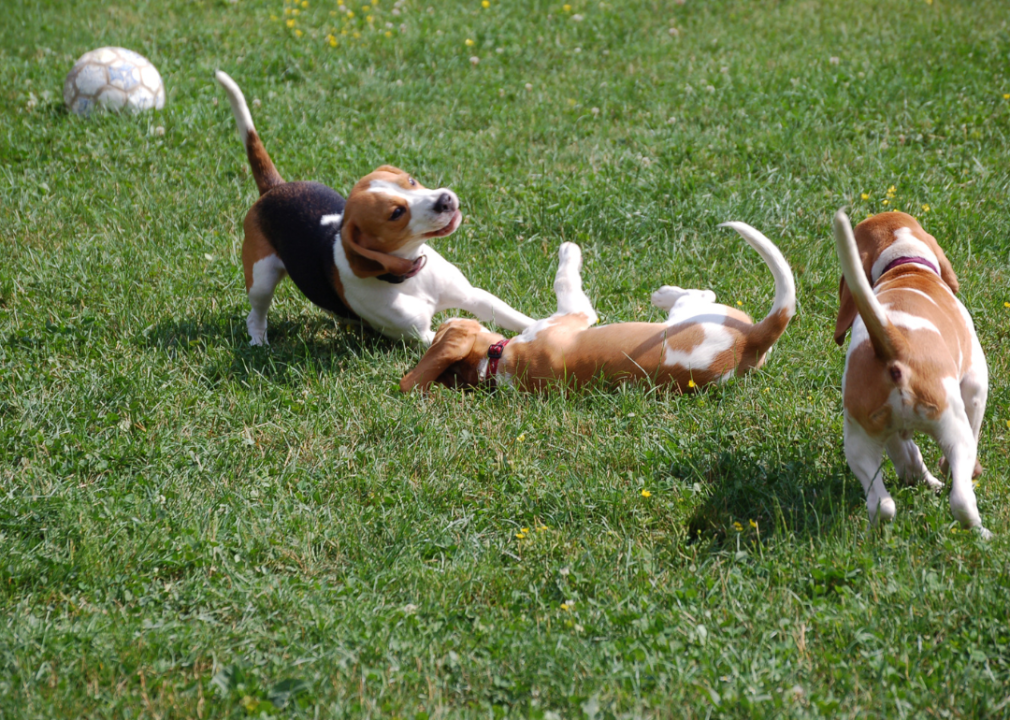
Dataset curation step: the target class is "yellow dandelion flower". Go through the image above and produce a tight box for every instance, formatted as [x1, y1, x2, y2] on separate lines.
[283, 6, 291, 12]
[517, 433, 525, 442]
[922, 204, 930, 212]
[292, 7, 300, 14]
[860, 192, 870, 200]
[294, 28, 303, 36]
[522, 527, 529, 533]
[301, 0, 308, 6]
[951, 526, 958, 534]
[687, 379, 696, 388]
[887, 185, 896, 193]
[733, 522, 743, 532]
[270, 13, 278, 20]
[749, 519, 758, 528]
[882, 199, 890, 205]
[465, 38, 474, 46]
[482, 0, 490, 6]
[352, 30, 360, 37]
[347, 9, 354, 17]
[1006, 418, 1010, 428]
[367, 14, 373, 22]
[286, 18, 295, 27]
[330, 10, 336, 15]
[516, 532, 525, 539]
[560, 603, 570, 611]
[563, 3, 571, 10]
[1004, 94, 1010, 100]
[362, 3, 370, 9]
[641, 489, 651, 498]
[329, 35, 338, 46]
[537, 525, 548, 532]
[385, 30, 392, 37]
[1004, 302, 1010, 308]
[736, 300, 743, 306]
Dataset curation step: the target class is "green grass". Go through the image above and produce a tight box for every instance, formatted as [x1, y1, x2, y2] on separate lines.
[2, 0, 1010, 716]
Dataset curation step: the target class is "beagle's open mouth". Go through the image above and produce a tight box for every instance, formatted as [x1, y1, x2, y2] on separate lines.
[424, 210, 462, 238]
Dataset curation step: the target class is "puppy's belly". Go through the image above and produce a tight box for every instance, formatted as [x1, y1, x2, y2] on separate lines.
[255, 181, 357, 319]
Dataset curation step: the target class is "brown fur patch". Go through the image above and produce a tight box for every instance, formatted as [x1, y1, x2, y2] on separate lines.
[241, 206, 280, 290]
[245, 130, 284, 196]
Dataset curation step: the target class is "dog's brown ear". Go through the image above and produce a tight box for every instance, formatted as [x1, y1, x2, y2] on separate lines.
[834, 276, 857, 345]
[400, 321, 480, 393]
[342, 221, 418, 279]
[934, 245, 960, 294]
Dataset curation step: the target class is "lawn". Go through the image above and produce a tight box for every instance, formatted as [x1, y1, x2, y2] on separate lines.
[2, 0, 1010, 716]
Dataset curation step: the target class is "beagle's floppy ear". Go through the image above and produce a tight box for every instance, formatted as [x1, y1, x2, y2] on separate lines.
[834, 276, 857, 345]
[932, 242, 960, 294]
[341, 220, 419, 279]
[400, 320, 481, 393]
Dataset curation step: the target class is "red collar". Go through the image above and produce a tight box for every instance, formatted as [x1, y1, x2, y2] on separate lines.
[881, 255, 939, 277]
[486, 338, 510, 378]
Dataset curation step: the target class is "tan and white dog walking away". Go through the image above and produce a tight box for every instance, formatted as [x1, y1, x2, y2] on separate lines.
[832, 210, 990, 536]
[215, 70, 534, 346]
[400, 222, 795, 395]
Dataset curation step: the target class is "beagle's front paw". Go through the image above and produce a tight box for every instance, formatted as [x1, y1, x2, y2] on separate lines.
[650, 285, 687, 310]
[557, 242, 583, 270]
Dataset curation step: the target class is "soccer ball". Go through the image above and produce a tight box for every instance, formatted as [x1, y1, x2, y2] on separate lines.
[63, 47, 166, 116]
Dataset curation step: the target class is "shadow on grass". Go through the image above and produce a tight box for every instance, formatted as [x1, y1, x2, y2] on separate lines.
[138, 309, 395, 385]
[652, 443, 866, 543]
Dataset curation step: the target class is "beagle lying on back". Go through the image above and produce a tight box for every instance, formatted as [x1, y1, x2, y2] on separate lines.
[832, 210, 990, 536]
[215, 71, 534, 345]
[400, 222, 796, 393]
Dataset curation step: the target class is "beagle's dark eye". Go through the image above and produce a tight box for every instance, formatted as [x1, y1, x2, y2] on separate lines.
[408, 177, 417, 187]
[390, 206, 406, 221]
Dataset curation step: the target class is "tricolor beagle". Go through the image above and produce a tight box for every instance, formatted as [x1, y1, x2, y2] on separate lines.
[832, 210, 990, 536]
[400, 222, 795, 394]
[215, 71, 534, 345]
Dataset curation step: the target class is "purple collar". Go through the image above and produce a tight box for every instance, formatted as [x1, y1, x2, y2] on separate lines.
[881, 256, 940, 277]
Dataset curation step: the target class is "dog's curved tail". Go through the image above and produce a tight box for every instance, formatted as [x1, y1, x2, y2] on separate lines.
[719, 221, 796, 360]
[831, 209, 902, 362]
[215, 70, 284, 196]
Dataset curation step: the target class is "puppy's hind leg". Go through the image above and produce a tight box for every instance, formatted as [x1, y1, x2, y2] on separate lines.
[553, 242, 598, 325]
[844, 417, 895, 526]
[934, 384, 990, 537]
[246, 254, 287, 346]
[885, 433, 943, 492]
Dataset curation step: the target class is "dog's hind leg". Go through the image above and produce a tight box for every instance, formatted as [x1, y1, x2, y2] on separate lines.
[935, 381, 990, 537]
[844, 417, 895, 526]
[885, 433, 943, 492]
[553, 243, 598, 325]
[246, 254, 287, 346]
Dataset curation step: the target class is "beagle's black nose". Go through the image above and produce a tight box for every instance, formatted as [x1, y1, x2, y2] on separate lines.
[433, 192, 456, 214]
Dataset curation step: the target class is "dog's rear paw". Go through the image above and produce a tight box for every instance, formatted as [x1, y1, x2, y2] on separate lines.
[868, 496, 896, 525]
[974, 526, 994, 540]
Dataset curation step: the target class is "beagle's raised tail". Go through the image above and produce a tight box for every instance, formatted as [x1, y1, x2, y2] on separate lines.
[831, 209, 902, 362]
[215, 70, 284, 196]
[719, 221, 797, 359]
